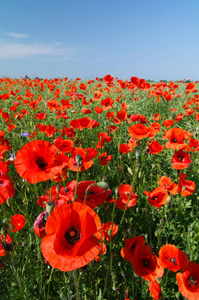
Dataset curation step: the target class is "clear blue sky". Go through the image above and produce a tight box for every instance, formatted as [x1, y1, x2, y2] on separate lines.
[1, 0, 199, 81]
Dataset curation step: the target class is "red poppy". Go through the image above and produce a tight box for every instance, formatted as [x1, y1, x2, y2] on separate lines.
[68, 147, 94, 172]
[75, 180, 112, 208]
[35, 112, 47, 120]
[81, 108, 91, 114]
[121, 236, 146, 265]
[152, 113, 162, 121]
[148, 140, 164, 155]
[98, 152, 112, 166]
[163, 119, 175, 128]
[164, 128, 188, 150]
[53, 137, 74, 153]
[47, 100, 60, 111]
[0, 234, 13, 256]
[149, 281, 162, 300]
[60, 126, 76, 140]
[0, 175, 15, 204]
[70, 117, 92, 131]
[132, 244, 164, 281]
[100, 222, 119, 242]
[129, 124, 151, 139]
[14, 140, 68, 184]
[144, 187, 169, 210]
[158, 176, 178, 195]
[116, 184, 137, 210]
[171, 149, 193, 169]
[119, 143, 130, 154]
[0, 161, 10, 175]
[9, 214, 26, 232]
[103, 75, 114, 87]
[100, 97, 114, 110]
[176, 262, 199, 300]
[94, 107, 103, 114]
[178, 174, 195, 197]
[96, 132, 113, 149]
[41, 202, 103, 271]
[158, 244, 189, 272]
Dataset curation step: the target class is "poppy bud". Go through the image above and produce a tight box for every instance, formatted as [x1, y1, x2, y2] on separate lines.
[46, 201, 54, 214]
[96, 181, 109, 190]
[75, 154, 83, 165]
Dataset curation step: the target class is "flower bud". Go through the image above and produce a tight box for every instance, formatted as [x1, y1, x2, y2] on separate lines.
[96, 181, 109, 190]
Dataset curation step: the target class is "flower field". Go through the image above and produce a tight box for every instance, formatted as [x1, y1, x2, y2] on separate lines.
[0, 75, 199, 300]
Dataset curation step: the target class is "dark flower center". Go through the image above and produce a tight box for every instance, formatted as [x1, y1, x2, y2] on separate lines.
[187, 276, 198, 287]
[87, 191, 95, 195]
[142, 259, 149, 266]
[130, 242, 135, 251]
[64, 226, 81, 245]
[169, 257, 177, 265]
[172, 138, 178, 143]
[152, 196, 158, 200]
[36, 157, 48, 170]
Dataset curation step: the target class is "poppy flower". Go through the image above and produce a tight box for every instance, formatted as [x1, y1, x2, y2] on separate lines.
[152, 113, 162, 121]
[98, 152, 112, 166]
[163, 119, 175, 128]
[60, 126, 76, 140]
[149, 281, 162, 300]
[103, 75, 114, 87]
[100, 222, 119, 242]
[120, 236, 146, 265]
[171, 149, 193, 169]
[100, 97, 114, 110]
[158, 176, 178, 195]
[116, 184, 137, 210]
[144, 187, 169, 210]
[164, 128, 188, 150]
[96, 132, 113, 149]
[0, 175, 15, 204]
[35, 112, 47, 120]
[53, 137, 74, 153]
[178, 174, 195, 197]
[9, 214, 26, 232]
[129, 124, 151, 139]
[47, 100, 60, 111]
[94, 107, 103, 114]
[68, 147, 94, 172]
[70, 117, 92, 131]
[41, 202, 103, 271]
[132, 244, 164, 281]
[119, 143, 130, 154]
[0, 161, 10, 175]
[158, 244, 189, 272]
[14, 140, 68, 184]
[148, 140, 164, 155]
[75, 180, 112, 208]
[0, 234, 13, 256]
[176, 262, 199, 300]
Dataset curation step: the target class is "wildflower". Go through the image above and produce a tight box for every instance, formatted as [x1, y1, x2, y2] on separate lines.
[14, 140, 68, 184]
[41, 202, 103, 271]
[176, 262, 199, 300]
[158, 244, 189, 272]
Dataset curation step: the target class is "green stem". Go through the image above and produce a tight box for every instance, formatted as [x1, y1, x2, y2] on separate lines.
[46, 267, 54, 300]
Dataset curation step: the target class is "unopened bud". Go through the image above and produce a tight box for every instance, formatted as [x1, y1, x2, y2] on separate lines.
[96, 181, 109, 190]
[46, 201, 54, 214]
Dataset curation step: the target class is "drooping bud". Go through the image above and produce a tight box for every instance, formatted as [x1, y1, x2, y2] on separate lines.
[96, 181, 109, 190]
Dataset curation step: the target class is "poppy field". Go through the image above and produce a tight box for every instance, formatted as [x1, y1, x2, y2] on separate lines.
[0, 75, 199, 300]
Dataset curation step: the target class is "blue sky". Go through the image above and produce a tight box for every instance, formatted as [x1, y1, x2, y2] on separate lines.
[1, 0, 199, 81]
